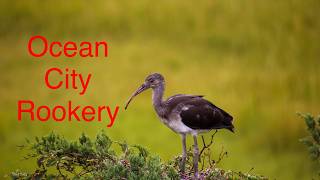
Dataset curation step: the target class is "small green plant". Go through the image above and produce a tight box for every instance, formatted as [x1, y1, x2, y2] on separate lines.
[11, 131, 178, 179]
[299, 113, 320, 163]
[11, 131, 267, 179]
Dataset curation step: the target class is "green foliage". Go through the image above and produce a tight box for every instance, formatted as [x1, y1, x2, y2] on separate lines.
[0, 0, 319, 179]
[10, 131, 267, 180]
[299, 113, 320, 163]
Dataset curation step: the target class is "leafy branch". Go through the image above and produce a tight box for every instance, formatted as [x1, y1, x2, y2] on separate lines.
[299, 113, 320, 163]
[11, 131, 267, 180]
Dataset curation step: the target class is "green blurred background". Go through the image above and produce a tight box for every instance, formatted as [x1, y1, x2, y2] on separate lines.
[0, 0, 319, 179]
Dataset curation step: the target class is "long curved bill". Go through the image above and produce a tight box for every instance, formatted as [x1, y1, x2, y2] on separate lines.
[125, 84, 148, 110]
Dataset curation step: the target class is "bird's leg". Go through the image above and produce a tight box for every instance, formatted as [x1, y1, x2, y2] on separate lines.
[193, 134, 199, 179]
[180, 134, 187, 174]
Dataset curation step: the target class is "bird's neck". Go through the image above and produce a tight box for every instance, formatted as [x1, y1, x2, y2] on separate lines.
[152, 83, 166, 116]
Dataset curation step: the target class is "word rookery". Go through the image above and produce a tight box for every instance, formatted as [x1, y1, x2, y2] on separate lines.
[18, 100, 119, 128]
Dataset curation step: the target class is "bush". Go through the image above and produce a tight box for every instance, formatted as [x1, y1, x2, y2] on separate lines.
[11, 131, 267, 180]
[299, 113, 320, 163]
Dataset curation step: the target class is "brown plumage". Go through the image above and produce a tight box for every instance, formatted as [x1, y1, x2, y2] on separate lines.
[125, 73, 234, 179]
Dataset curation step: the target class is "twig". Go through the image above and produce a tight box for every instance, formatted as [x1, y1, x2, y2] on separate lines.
[78, 167, 94, 177]
[199, 130, 218, 157]
[247, 167, 254, 174]
[215, 146, 227, 164]
[201, 152, 205, 170]
[198, 130, 218, 170]
[56, 161, 66, 178]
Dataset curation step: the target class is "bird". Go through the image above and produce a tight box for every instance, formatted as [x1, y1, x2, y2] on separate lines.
[125, 73, 234, 178]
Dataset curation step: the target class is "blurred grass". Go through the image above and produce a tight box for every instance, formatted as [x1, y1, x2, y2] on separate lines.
[0, 0, 319, 179]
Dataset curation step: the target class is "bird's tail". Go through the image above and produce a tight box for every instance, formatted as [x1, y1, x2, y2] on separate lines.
[226, 124, 235, 133]
[223, 116, 234, 133]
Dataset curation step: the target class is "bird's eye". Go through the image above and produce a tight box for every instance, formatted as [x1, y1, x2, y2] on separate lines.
[150, 79, 154, 83]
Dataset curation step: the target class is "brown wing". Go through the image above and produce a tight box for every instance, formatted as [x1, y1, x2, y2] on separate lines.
[163, 94, 203, 118]
[179, 98, 234, 132]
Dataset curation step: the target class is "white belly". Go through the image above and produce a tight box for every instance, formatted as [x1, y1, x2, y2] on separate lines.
[166, 119, 193, 134]
[159, 114, 195, 134]
[159, 114, 211, 135]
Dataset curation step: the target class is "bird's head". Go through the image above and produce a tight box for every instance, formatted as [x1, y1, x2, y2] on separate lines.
[125, 73, 164, 109]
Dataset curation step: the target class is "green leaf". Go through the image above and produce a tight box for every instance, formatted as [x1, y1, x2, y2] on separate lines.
[133, 145, 149, 158]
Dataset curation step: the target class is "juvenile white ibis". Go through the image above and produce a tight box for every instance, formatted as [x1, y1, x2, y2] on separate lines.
[125, 73, 234, 178]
